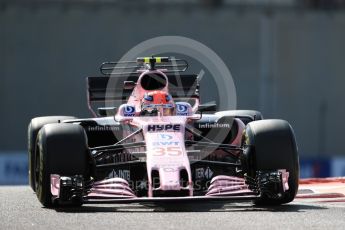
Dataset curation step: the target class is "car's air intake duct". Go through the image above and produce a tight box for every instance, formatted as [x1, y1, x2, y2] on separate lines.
[151, 169, 160, 189]
[180, 169, 189, 188]
[140, 72, 167, 90]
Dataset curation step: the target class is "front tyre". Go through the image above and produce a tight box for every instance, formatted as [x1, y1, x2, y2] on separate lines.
[35, 123, 89, 207]
[28, 116, 77, 191]
[242, 119, 300, 205]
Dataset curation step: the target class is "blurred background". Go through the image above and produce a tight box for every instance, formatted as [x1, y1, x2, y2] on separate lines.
[1, 0, 345, 184]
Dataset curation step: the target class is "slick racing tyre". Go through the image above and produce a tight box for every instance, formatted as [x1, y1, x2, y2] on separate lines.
[35, 123, 89, 207]
[242, 119, 299, 205]
[28, 116, 77, 191]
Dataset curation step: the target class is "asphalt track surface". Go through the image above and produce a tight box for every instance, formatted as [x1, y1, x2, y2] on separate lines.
[1, 186, 345, 230]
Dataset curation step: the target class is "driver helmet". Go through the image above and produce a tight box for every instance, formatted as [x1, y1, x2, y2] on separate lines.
[141, 90, 174, 116]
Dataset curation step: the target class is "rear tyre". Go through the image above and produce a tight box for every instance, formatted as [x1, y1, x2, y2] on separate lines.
[35, 123, 89, 207]
[28, 116, 77, 191]
[242, 119, 299, 205]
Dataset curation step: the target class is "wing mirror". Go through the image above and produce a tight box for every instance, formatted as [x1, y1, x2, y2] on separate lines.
[97, 107, 117, 117]
[124, 81, 136, 90]
[198, 103, 217, 113]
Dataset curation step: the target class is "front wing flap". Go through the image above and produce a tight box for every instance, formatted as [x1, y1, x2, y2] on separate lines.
[50, 169, 289, 205]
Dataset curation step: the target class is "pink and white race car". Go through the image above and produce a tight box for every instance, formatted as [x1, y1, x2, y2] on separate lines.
[28, 57, 299, 207]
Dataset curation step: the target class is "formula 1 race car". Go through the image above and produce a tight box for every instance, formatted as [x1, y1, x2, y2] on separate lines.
[28, 57, 299, 207]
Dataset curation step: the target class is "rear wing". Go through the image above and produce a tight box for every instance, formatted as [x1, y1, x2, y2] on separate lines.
[100, 58, 188, 75]
[87, 74, 199, 117]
